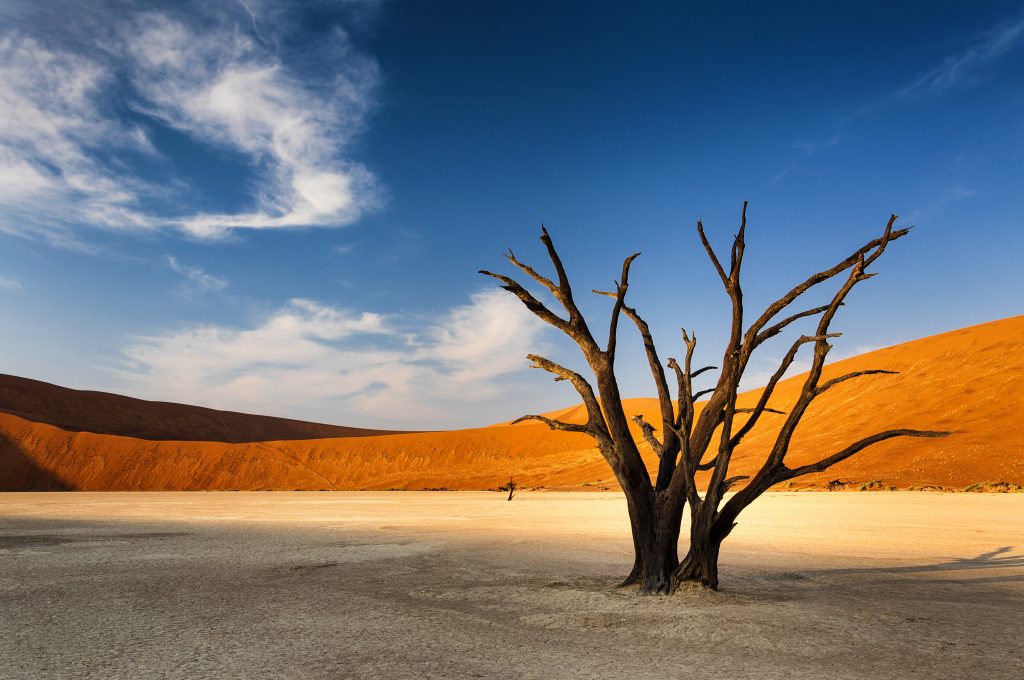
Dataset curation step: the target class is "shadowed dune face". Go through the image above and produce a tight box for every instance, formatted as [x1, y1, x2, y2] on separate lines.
[0, 431, 75, 490]
[0, 315, 1022, 491]
[0, 373, 410, 442]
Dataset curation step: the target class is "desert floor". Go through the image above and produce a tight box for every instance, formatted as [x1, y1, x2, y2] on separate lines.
[1, 492, 1022, 679]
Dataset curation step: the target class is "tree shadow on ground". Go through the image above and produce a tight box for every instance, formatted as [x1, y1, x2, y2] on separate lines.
[759, 546, 1024, 589]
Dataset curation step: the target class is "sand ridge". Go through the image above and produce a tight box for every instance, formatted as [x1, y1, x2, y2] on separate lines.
[0, 373, 410, 442]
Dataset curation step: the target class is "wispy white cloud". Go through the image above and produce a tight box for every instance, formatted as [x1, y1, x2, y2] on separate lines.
[0, 1, 380, 243]
[772, 134, 842, 184]
[896, 10, 1024, 101]
[115, 289, 549, 428]
[120, 12, 379, 237]
[901, 184, 977, 224]
[774, 9, 1024, 182]
[0, 274, 22, 290]
[166, 256, 229, 297]
[0, 35, 158, 246]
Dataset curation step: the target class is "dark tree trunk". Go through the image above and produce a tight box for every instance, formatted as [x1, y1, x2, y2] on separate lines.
[675, 528, 722, 590]
[673, 503, 733, 590]
[620, 489, 684, 594]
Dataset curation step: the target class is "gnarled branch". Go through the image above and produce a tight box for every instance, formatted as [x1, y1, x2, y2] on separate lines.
[605, 253, 641, 358]
[512, 414, 591, 434]
[729, 333, 829, 448]
[697, 219, 730, 288]
[745, 215, 907, 343]
[722, 475, 749, 492]
[631, 415, 664, 456]
[504, 249, 558, 295]
[754, 303, 834, 347]
[689, 365, 717, 379]
[815, 369, 898, 396]
[784, 429, 950, 478]
[479, 270, 571, 334]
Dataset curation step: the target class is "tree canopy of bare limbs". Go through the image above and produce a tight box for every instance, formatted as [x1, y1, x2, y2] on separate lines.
[481, 203, 949, 594]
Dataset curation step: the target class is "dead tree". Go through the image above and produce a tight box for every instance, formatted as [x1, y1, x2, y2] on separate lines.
[481, 202, 949, 593]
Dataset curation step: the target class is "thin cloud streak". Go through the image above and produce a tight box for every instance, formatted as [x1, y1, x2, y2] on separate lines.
[166, 256, 229, 296]
[775, 7, 1024, 182]
[895, 10, 1024, 101]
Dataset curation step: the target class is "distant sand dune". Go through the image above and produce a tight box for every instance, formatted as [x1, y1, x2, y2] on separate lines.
[0, 373, 409, 442]
[1, 316, 1021, 491]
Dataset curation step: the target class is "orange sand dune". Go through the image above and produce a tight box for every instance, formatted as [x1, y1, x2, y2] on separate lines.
[0, 373, 408, 442]
[1, 316, 1021, 491]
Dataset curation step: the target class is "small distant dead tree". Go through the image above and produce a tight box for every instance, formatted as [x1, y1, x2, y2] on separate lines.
[502, 478, 518, 500]
[481, 203, 949, 593]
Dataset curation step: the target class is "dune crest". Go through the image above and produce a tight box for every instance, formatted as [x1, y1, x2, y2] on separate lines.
[0, 373, 409, 442]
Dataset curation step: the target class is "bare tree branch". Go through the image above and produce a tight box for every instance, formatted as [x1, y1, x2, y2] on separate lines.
[784, 429, 950, 478]
[761, 254, 873, 472]
[729, 333, 828, 448]
[540, 225, 573, 296]
[620, 307, 675, 429]
[606, 253, 641, 358]
[695, 206, 750, 508]
[754, 304, 833, 347]
[815, 370, 898, 396]
[504, 249, 558, 295]
[689, 365, 717, 379]
[745, 215, 908, 342]
[697, 219, 730, 288]
[512, 414, 591, 434]
[479, 270, 571, 334]
[524, 354, 607, 433]
[722, 475, 749, 492]
[728, 201, 748, 281]
[631, 415, 664, 456]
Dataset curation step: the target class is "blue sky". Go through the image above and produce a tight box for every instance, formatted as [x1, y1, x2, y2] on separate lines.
[1, 0, 1022, 428]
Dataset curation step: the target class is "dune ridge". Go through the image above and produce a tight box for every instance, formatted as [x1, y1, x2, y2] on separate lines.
[1, 315, 1021, 491]
[0, 373, 409, 442]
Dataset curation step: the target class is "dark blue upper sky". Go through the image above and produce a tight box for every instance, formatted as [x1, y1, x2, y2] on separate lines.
[1, 1, 1021, 427]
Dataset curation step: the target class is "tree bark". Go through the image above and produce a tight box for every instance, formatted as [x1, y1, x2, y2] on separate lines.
[675, 530, 722, 590]
[618, 487, 687, 593]
[674, 505, 733, 590]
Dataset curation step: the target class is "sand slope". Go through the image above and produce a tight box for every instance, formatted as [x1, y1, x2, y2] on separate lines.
[0, 373, 407, 442]
[1, 316, 1021, 491]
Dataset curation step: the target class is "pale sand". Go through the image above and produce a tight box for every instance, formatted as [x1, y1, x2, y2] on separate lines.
[1, 492, 1021, 679]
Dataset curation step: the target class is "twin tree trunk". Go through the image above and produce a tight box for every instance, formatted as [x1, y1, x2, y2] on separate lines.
[621, 490, 686, 594]
[621, 486, 725, 592]
[482, 203, 948, 594]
